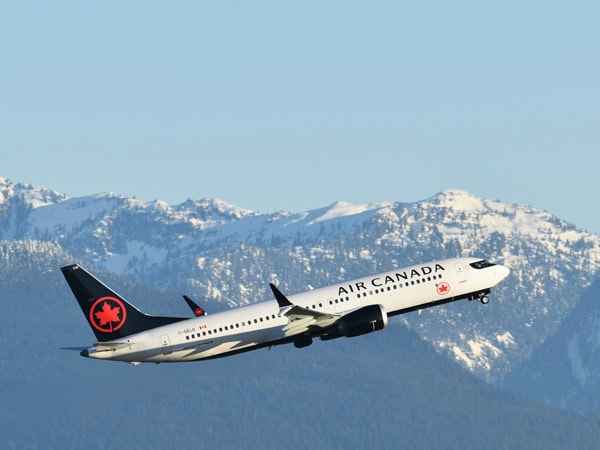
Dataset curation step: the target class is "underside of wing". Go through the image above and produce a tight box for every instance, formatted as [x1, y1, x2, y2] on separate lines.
[281, 304, 339, 336]
[270, 284, 390, 343]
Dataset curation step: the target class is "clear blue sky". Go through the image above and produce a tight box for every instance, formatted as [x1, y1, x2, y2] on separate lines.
[2, 1, 599, 232]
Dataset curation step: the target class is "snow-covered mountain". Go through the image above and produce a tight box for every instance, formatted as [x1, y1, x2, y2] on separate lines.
[502, 277, 600, 412]
[2, 176, 600, 386]
[4, 243, 599, 449]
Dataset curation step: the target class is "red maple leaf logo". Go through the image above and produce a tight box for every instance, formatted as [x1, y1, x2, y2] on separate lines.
[96, 302, 121, 327]
[437, 282, 450, 295]
[90, 297, 126, 333]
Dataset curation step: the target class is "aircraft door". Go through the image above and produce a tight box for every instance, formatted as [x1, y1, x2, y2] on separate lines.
[455, 264, 467, 283]
[160, 334, 172, 355]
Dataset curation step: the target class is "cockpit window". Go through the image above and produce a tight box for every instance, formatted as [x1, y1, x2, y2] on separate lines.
[470, 260, 496, 269]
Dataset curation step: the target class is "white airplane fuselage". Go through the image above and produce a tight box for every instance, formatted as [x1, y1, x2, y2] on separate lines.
[75, 257, 509, 364]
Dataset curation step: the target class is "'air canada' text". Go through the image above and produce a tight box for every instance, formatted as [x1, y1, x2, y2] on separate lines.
[337, 264, 445, 296]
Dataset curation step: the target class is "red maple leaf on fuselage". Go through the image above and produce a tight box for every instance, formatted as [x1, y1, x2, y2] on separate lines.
[95, 301, 122, 330]
[437, 282, 450, 294]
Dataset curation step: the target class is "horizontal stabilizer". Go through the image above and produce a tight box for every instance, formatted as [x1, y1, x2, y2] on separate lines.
[94, 342, 131, 351]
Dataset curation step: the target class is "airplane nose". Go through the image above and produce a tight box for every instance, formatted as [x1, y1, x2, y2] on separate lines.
[496, 265, 510, 281]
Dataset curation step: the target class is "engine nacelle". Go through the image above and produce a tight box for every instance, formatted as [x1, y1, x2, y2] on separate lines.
[322, 304, 388, 340]
[293, 336, 313, 348]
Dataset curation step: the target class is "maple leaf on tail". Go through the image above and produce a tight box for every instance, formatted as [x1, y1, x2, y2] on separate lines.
[95, 301, 122, 332]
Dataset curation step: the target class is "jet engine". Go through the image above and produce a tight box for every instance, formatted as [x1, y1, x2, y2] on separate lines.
[321, 304, 388, 340]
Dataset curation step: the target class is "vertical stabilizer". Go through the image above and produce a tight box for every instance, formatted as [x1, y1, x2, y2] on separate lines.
[61, 265, 185, 342]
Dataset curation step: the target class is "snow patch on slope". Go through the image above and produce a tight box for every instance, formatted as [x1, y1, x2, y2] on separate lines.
[26, 193, 122, 237]
[309, 201, 394, 224]
[104, 240, 169, 273]
[496, 331, 516, 348]
[439, 333, 510, 372]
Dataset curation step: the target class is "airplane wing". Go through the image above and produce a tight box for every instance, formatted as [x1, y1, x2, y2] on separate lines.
[269, 284, 339, 336]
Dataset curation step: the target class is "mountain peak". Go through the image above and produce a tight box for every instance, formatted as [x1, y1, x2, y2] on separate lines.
[0, 177, 66, 208]
[176, 198, 257, 221]
[431, 189, 486, 212]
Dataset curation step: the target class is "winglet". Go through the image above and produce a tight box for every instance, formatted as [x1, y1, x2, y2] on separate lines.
[183, 295, 207, 317]
[270, 283, 293, 307]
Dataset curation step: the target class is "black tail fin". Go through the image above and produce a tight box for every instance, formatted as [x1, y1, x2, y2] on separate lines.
[61, 264, 186, 342]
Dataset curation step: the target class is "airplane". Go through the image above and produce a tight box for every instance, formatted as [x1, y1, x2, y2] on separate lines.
[61, 256, 510, 365]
